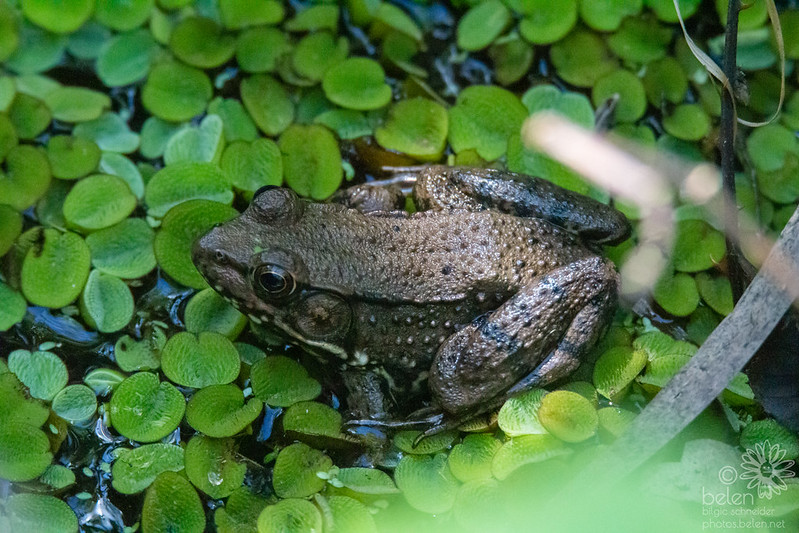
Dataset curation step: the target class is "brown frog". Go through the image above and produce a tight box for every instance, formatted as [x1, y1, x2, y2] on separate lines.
[192, 166, 631, 435]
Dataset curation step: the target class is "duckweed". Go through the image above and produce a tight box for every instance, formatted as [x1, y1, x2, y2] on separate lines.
[537, 390, 598, 443]
[109, 372, 185, 442]
[272, 442, 332, 499]
[186, 383, 263, 437]
[161, 331, 241, 388]
[395, 453, 460, 514]
[142, 471, 205, 533]
[112, 443, 185, 495]
[185, 435, 247, 499]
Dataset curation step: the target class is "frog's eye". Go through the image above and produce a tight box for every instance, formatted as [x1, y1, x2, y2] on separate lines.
[254, 264, 296, 298]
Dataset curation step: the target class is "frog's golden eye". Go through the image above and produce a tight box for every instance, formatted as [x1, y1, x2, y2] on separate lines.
[254, 264, 296, 298]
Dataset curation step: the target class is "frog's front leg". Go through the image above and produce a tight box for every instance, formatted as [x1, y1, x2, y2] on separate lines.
[414, 166, 630, 245]
[329, 182, 406, 213]
[429, 255, 617, 421]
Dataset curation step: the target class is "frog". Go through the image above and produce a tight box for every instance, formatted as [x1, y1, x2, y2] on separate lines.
[192, 166, 631, 436]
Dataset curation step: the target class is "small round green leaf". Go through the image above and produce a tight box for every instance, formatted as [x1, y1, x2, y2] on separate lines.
[161, 331, 241, 388]
[394, 453, 460, 514]
[219, 0, 285, 29]
[375, 98, 448, 160]
[186, 384, 263, 437]
[518, 0, 577, 45]
[112, 443, 185, 494]
[46, 135, 101, 180]
[114, 328, 166, 372]
[550, 30, 618, 87]
[63, 174, 136, 231]
[250, 356, 321, 406]
[334, 467, 399, 495]
[448, 85, 527, 161]
[740, 419, 799, 460]
[21, 229, 90, 308]
[0, 144, 52, 211]
[0, 281, 26, 331]
[491, 434, 570, 480]
[170, 17, 236, 69]
[279, 124, 342, 200]
[695, 272, 733, 316]
[240, 74, 294, 136]
[185, 287, 247, 338]
[320, 495, 378, 533]
[497, 387, 548, 436]
[257, 499, 321, 533]
[221, 138, 283, 194]
[653, 270, 700, 317]
[79, 270, 134, 333]
[142, 62, 212, 122]
[2, 493, 77, 533]
[580, 0, 642, 31]
[663, 104, 711, 141]
[456, 0, 511, 51]
[109, 372, 186, 442]
[322, 57, 392, 111]
[448, 434, 503, 483]
[86, 218, 156, 279]
[282, 400, 342, 439]
[272, 442, 332, 498]
[592, 346, 647, 401]
[393, 429, 458, 455]
[538, 390, 598, 443]
[97, 29, 160, 87]
[145, 162, 233, 218]
[164, 114, 225, 165]
[0, 425, 53, 482]
[672, 219, 726, 272]
[22, 0, 93, 34]
[44, 87, 111, 123]
[51, 384, 97, 422]
[185, 435, 246, 499]
[235, 27, 290, 73]
[592, 69, 646, 123]
[73, 112, 140, 153]
[142, 471, 205, 533]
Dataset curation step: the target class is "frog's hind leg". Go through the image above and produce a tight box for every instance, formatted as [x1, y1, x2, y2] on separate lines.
[428, 256, 618, 423]
[413, 166, 630, 245]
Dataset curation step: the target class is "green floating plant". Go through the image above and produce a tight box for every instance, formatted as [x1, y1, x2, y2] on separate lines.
[146, 161, 233, 218]
[142, 471, 206, 533]
[316, 494, 378, 533]
[186, 383, 263, 437]
[44, 86, 111, 123]
[94, 0, 154, 32]
[185, 287, 247, 338]
[448, 433, 503, 483]
[170, 16, 236, 69]
[257, 499, 321, 533]
[279, 123, 343, 200]
[219, 0, 285, 29]
[394, 429, 458, 455]
[9, 92, 50, 139]
[214, 487, 269, 533]
[740, 419, 799, 460]
[449, 85, 527, 161]
[673, 219, 726, 272]
[334, 467, 399, 494]
[550, 30, 618, 88]
[114, 328, 166, 372]
[0, 204, 21, 257]
[370, 2, 423, 42]
[322, 57, 392, 111]
[86, 217, 156, 279]
[142, 62, 212, 122]
[395, 452, 460, 514]
[272, 442, 332, 499]
[694, 271, 733, 316]
[63, 174, 137, 231]
[112, 443, 186, 495]
[140, 117, 187, 159]
[79, 269, 134, 333]
[597, 406, 636, 440]
[8, 349, 67, 401]
[241, 74, 294, 136]
[45, 135, 101, 180]
[292, 32, 348, 83]
[282, 400, 342, 439]
[235, 342, 266, 366]
[497, 387, 548, 436]
[250, 356, 322, 407]
[108, 372, 185, 442]
[0, 3, 19, 62]
[592, 69, 647, 123]
[579, 0, 642, 31]
[0, 423, 53, 482]
[0, 144, 52, 211]
[160, 331, 241, 389]
[153, 199, 239, 288]
[73, 112, 140, 153]
[236, 27, 291, 74]
[220, 138, 283, 194]
[51, 384, 97, 423]
[489, 34, 534, 86]
[66, 22, 111, 60]
[83, 367, 125, 396]
[0, 281, 26, 331]
[653, 270, 700, 316]
[593, 346, 647, 401]
[517, 0, 577, 45]
[5, 21, 66, 75]
[537, 390, 598, 443]
[96, 29, 160, 87]
[1, 493, 78, 533]
[40, 464, 76, 490]
[647, 0, 701, 22]
[375, 97, 448, 161]
[286, 4, 339, 32]
[491, 433, 570, 480]
[643, 56, 688, 107]
[185, 435, 247, 499]
[209, 97, 259, 143]
[164, 114, 225, 165]
[607, 16, 670, 64]
[456, 0, 511, 52]
[453, 478, 504, 533]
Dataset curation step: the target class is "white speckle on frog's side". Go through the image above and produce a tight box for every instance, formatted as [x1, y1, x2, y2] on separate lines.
[248, 314, 263, 324]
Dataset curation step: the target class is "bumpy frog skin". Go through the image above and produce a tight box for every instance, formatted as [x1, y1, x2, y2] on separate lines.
[192, 166, 631, 433]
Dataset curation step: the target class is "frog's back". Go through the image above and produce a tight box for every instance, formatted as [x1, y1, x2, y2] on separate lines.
[278, 205, 594, 304]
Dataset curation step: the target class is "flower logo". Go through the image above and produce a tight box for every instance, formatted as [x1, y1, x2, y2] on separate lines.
[739, 441, 796, 499]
